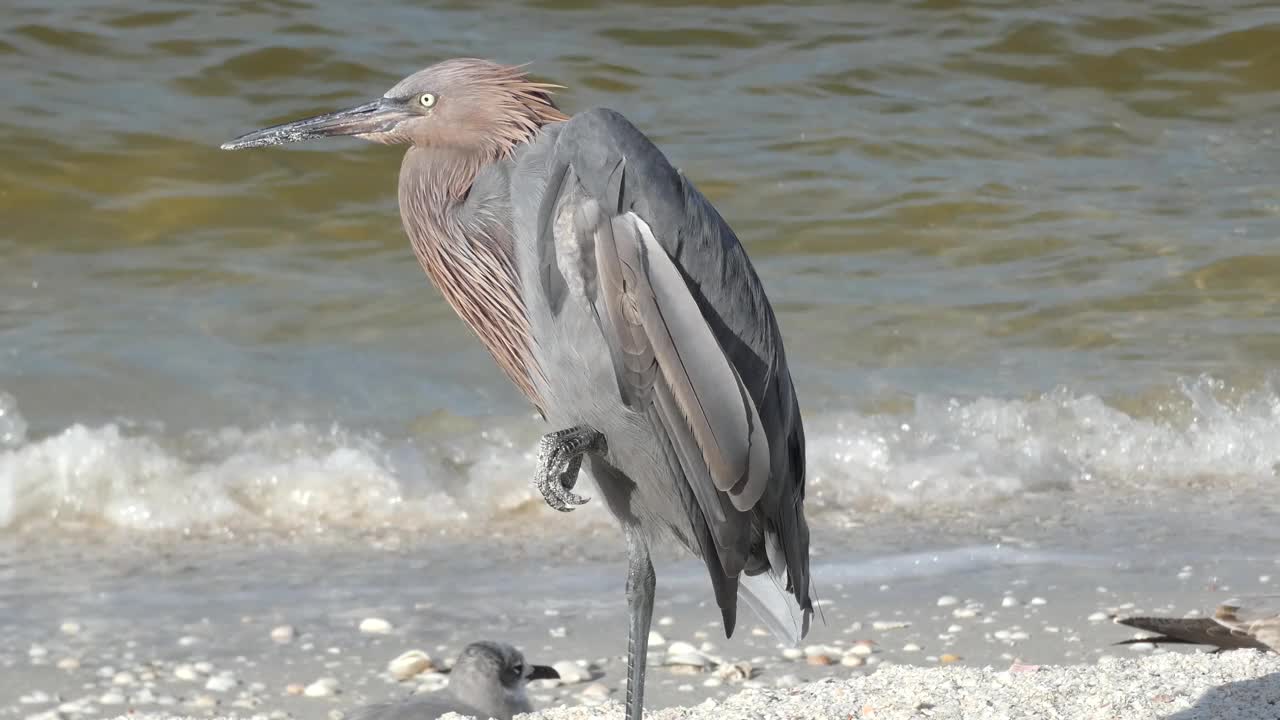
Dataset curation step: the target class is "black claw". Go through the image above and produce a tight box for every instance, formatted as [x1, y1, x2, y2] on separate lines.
[560, 490, 589, 508]
[533, 426, 602, 513]
[534, 473, 586, 512]
[546, 477, 589, 512]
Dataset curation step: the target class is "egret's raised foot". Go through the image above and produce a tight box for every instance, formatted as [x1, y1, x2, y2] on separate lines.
[539, 452, 588, 512]
[534, 425, 606, 512]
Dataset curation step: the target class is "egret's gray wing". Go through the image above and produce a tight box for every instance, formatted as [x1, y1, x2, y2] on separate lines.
[536, 108, 812, 643]
[1115, 616, 1271, 651]
[347, 694, 489, 720]
[1215, 597, 1280, 651]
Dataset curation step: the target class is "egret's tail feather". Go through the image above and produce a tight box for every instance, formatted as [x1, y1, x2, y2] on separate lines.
[739, 570, 810, 646]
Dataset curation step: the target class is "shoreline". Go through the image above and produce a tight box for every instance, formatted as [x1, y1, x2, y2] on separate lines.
[6, 532, 1279, 720]
[99, 652, 1280, 720]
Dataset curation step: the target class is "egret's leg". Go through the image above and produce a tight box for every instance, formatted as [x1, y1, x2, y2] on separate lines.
[624, 527, 656, 720]
[533, 425, 606, 511]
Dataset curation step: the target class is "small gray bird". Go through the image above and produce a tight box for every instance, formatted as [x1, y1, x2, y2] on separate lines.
[349, 642, 559, 720]
[1115, 597, 1280, 653]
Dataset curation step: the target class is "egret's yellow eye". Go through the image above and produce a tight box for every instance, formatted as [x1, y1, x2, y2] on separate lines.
[419, 93, 437, 108]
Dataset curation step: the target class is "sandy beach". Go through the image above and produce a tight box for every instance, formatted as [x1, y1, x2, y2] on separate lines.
[5, 530, 1278, 720]
[520, 652, 1280, 719]
[103, 652, 1280, 720]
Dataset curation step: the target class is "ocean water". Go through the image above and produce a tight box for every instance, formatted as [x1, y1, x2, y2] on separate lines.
[1, 0, 1280, 715]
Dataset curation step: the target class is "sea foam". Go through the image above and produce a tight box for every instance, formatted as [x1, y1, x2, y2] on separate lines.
[1, 376, 1276, 535]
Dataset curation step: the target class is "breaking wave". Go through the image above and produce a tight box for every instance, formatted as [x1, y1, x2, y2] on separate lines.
[1, 376, 1277, 535]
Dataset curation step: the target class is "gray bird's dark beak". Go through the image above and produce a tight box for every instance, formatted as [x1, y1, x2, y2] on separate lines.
[220, 99, 408, 150]
[527, 665, 559, 681]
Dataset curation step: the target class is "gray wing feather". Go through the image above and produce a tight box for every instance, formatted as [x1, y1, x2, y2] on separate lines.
[649, 390, 743, 628]
[575, 199, 659, 406]
[535, 160, 572, 316]
[347, 694, 485, 720]
[582, 193, 757, 567]
[604, 207, 771, 510]
[542, 108, 813, 639]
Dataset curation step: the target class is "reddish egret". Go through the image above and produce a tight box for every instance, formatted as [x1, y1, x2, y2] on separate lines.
[350, 641, 558, 720]
[222, 58, 813, 719]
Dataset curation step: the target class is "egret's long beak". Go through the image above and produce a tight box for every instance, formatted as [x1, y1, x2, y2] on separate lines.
[527, 665, 560, 681]
[220, 99, 409, 150]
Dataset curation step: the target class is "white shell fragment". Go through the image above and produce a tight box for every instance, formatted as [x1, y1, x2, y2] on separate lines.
[358, 618, 393, 635]
[388, 650, 435, 680]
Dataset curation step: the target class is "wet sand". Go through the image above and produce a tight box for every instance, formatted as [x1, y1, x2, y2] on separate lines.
[63, 651, 1280, 719]
[4, 519, 1278, 720]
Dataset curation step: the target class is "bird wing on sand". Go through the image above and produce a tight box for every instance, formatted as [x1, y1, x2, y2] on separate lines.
[1214, 597, 1280, 651]
[1115, 615, 1271, 651]
[347, 694, 487, 720]
[535, 108, 812, 643]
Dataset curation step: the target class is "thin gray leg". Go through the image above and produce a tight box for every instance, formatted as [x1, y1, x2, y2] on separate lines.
[624, 527, 656, 720]
[533, 425, 606, 512]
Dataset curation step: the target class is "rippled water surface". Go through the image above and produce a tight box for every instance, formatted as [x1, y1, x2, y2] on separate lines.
[1, 0, 1279, 558]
